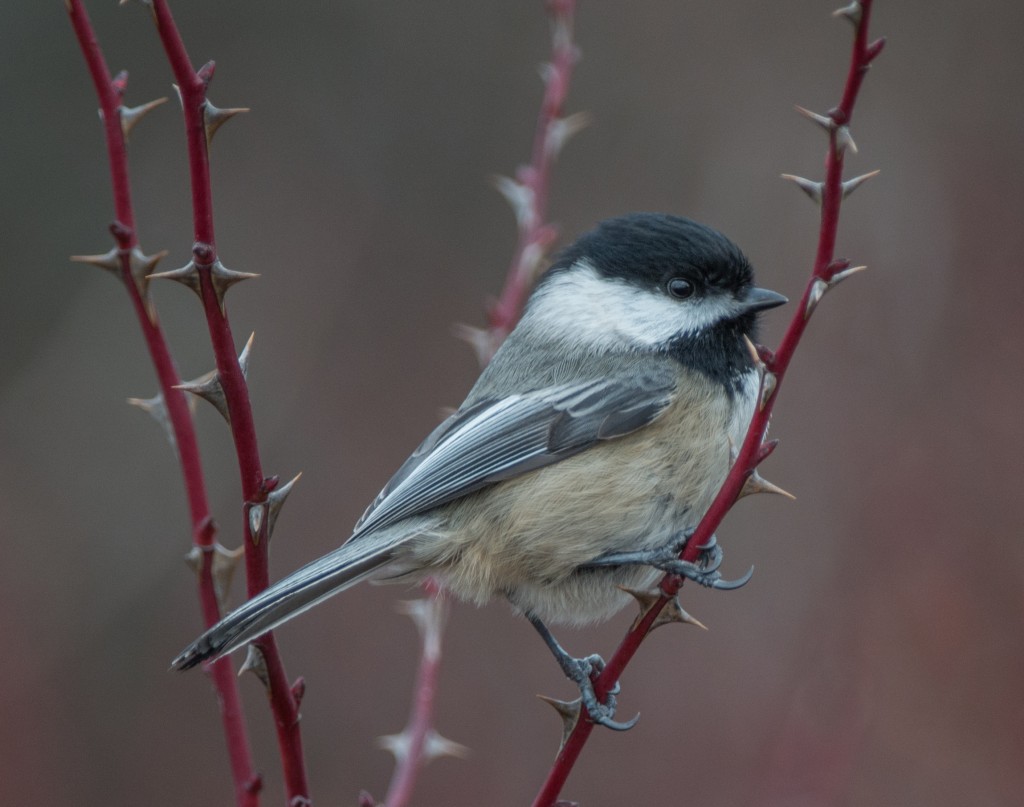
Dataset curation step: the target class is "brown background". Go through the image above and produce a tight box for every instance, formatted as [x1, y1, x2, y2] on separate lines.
[2, 1, 1022, 805]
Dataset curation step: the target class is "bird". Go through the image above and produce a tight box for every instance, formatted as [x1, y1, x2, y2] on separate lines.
[171, 212, 786, 730]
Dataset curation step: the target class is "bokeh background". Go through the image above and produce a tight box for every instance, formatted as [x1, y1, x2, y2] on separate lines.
[2, 1, 1022, 805]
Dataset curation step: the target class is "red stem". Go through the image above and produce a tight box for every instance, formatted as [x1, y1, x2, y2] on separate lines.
[65, 2, 260, 805]
[147, 1, 310, 802]
[532, 3, 883, 803]
[484, 0, 580, 360]
[383, 583, 448, 807]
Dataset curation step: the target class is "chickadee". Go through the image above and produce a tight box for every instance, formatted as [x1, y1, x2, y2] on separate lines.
[172, 213, 786, 729]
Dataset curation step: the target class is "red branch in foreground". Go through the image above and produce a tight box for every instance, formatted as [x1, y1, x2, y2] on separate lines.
[140, 0, 312, 802]
[461, 0, 585, 365]
[64, 3, 261, 805]
[532, 2, 885, 804]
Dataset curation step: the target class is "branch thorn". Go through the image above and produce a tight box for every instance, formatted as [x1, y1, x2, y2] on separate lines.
[739, 469, 796, 501]
[780, 173, 823, 205]
[238, 643, 270, 690]
[267, 472, 302, 541]
[842, 169, 880, 198]
[832, 1, 862, 27]
[203, 100, 250, 146]
[537, 694, 582, 748]
[834, 124, 858, 155]
[758, 370, 778, 411]
[209, 260, 259, 313]
[119, 97, 168, 139]
[148, 260, 202, 297]
[794, 104, 834, 132]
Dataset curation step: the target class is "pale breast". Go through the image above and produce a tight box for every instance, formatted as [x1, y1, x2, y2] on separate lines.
[411, 369, 756, 623]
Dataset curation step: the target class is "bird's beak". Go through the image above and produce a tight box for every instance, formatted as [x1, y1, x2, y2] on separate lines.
[740, 286, 788, 313]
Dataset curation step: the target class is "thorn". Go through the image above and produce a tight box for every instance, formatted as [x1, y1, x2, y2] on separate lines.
[204, 100, 250, 146]
[291, 676, 306, 707]
[173, 337, 251, 422]
[491, 174, 536, 232]
[650, 595, 708, 632]
[170, 84, 182, 108]
[619, 583, 663, 630]
[758, 371, 778, 411]
[805, 278, 828, 319]
[780, 173, 823, 205]
[397, 594, 447, 661]
[238, 331, 255, 380]
[537, 694, 582, 748]
[184, 545, 202, 575]
[835, 125, 858, 155]
[209, 260, 259, 312]
[149, 260, 202, 298]
[423, 729, 470, 762]
[126, 392, 189, 447]
[237, 643, 270, 689]
[70, 247, 121, 277]
[127, 247, 169, 322]
[544, 110, 590, 159]
[832, 1, 862, 27]
[119, 97, 167, 139]
[357, 792, 379, 807]
[378, 728, 465, 765]
[739, 469, 796, 501]
[175, 369, 229, 421]
[794, 105, 835, 133]
[210, 543, 245, 610]
[248, 503, 265, 545]
[742, 334, 766, 373]
[267, 472, 302, 540]
[842, 169, 880, 198]
[830, 264, 867, 287]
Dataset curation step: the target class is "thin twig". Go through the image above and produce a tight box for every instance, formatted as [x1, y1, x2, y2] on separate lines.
[64, 2, 260, 804]
[144, 0, 311, 802]
[532, 3, 885, 803]
[460, 0, 585, 365]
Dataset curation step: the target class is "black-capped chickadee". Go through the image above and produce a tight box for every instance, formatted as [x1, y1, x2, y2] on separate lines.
[172, 213, 786, 729]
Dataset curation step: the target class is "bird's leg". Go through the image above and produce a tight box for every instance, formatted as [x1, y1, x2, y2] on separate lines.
[580, 530, 754, 590]
[526, 612, 639, 732]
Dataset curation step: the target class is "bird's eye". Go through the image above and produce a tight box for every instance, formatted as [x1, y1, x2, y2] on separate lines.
[667, 278, 695, 299]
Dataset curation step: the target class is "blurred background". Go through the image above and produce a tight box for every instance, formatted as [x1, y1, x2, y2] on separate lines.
[2, 1, 1022, 805]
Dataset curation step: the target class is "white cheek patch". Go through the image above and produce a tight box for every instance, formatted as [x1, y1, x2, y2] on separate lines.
[524, 261, 740, 350]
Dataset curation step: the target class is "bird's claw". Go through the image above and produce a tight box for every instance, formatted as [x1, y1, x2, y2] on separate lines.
[567, 654, 639, 731]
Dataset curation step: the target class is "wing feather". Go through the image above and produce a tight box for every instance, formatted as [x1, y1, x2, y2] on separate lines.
[352, 367, 677, 538]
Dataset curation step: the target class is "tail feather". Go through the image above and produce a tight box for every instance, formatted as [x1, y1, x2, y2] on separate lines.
[171, 535, 400, 670]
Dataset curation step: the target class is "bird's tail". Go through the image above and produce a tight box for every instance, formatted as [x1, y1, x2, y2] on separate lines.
[171, 532, 403, 670]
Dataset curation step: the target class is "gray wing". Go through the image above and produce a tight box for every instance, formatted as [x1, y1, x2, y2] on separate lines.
[352, 366, 678, 538]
